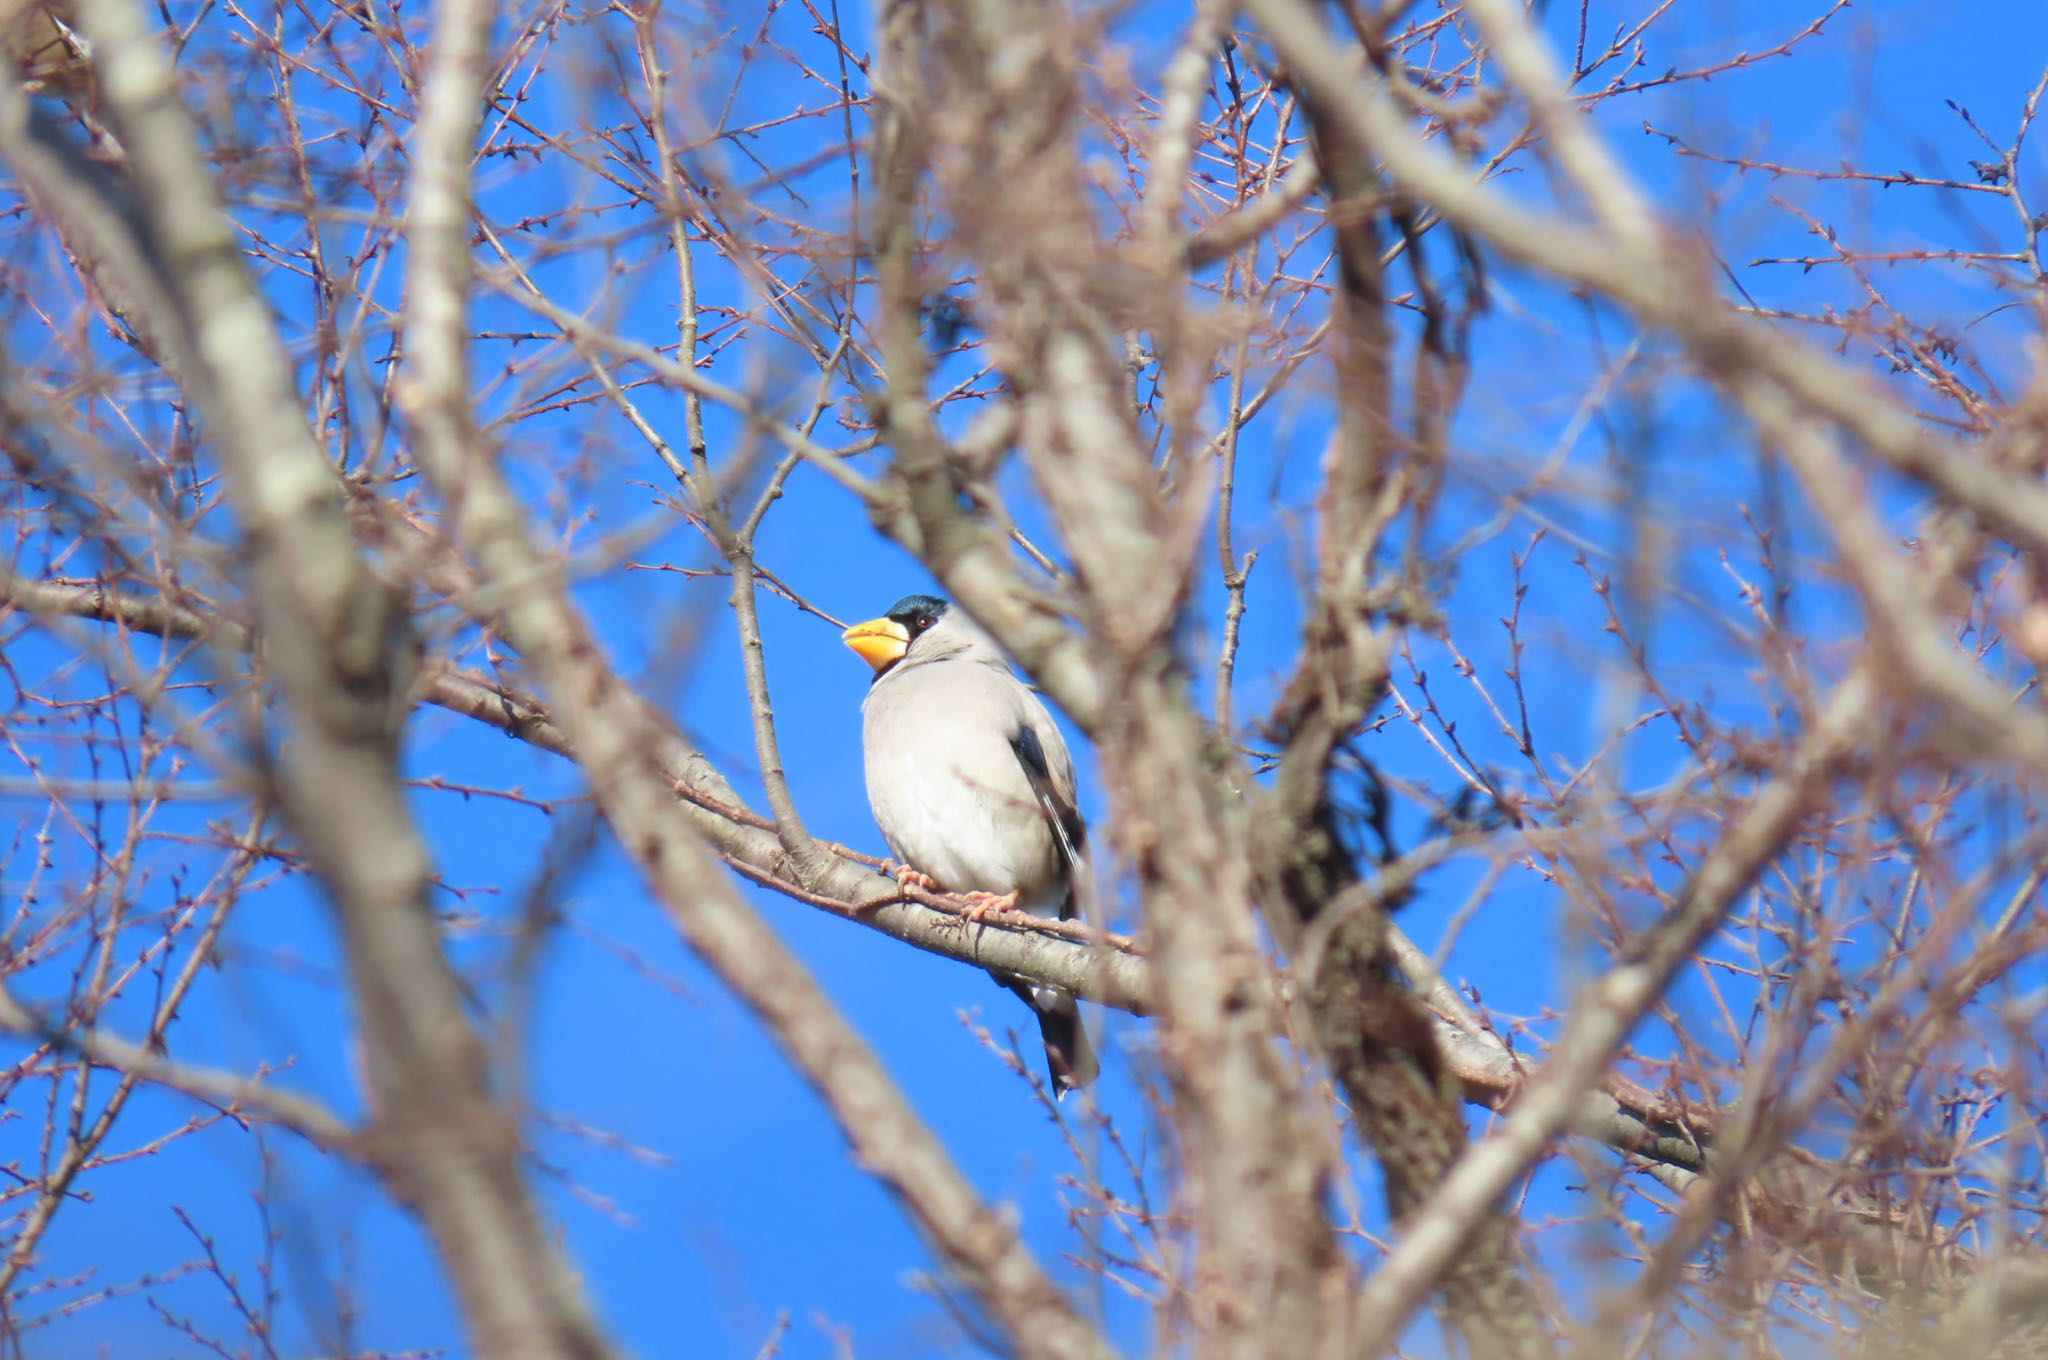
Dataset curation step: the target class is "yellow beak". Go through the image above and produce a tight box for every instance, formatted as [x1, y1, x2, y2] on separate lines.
[842, 616, 911, 673]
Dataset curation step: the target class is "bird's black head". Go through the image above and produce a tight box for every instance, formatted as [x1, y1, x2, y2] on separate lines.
[884, 594, 949, 641]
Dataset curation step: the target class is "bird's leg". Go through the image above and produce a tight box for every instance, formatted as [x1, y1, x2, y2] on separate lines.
[886, 861, 939, 894]
[959, 889, 1020, 923]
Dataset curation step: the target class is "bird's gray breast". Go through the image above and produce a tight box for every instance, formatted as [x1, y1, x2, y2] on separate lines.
[862, 658, 1065, 913]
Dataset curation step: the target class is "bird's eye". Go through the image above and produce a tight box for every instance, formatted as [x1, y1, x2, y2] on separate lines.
[915, 614, 936, 632]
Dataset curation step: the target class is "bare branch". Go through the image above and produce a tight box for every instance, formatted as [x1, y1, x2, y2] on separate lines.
[0, 0, 617, 1351]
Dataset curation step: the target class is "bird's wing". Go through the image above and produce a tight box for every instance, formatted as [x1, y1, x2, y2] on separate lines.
[1008, 710, 1086, 919]
[1009, 723, 1083, 865]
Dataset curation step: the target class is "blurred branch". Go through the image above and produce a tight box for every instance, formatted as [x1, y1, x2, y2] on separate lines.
[392, 1, 1111, 1348]
[3, 0, 618, 1351]
[863, 5, 1107, 729]
[1250, 0, 2048, 579]
[0, 814, 313, 1309]
[1182, 147, 1319, 269]
[0, 985, 356, 1155]
[1450, 0, 2048, 777]
[879, 3, 1358, 1349]
[1245, 9, 2048, 1333]
[1253, 86, 1549, 1353]
[1347, 669, 1875, 1354]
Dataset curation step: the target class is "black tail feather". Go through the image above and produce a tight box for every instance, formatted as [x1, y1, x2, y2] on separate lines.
[994, 973, 1098, 1095]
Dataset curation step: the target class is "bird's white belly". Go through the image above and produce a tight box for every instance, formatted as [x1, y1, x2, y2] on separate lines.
[864, 737, 1062, 915]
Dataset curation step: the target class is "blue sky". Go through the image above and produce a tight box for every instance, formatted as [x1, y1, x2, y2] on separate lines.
[7, 0, 2048, 1355]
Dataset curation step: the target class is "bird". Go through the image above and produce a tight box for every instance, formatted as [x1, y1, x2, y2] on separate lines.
[842, 593, 1098, 1094]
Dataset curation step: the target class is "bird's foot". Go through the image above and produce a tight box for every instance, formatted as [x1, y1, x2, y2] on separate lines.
[887, 862, 939, 895]
[959, 890, 1019, 923]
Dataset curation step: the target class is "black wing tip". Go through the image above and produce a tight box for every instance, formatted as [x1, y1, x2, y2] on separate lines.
[1009, 724, 1051, 776]
[1010, 725, 1087, 866]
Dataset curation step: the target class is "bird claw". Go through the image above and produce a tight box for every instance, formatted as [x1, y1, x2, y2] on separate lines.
[887, 862, 938, 894]
[959, 890, 1019, 923]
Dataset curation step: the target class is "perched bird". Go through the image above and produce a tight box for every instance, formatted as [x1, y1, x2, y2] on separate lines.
[843, 594, 1098, 1093]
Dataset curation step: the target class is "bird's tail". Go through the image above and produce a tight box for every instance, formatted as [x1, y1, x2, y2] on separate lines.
[1036, 988, 1098, 1095]
[999, 976, 1099, 1095]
